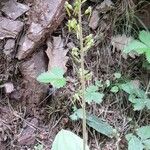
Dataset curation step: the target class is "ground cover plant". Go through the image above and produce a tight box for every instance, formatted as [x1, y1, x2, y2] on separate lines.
[37, 0, 150, 150]
[0, 0, 150, 149]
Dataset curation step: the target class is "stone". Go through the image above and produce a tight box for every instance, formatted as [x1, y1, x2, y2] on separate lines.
[17, 0, 66, 60]
[2, 0, 30, 20]
[0, 17, 23, 40]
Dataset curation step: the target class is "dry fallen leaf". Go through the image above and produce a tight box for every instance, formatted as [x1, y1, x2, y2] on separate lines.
[111, 34, 139, 59]
[96, 0, 114, 13]
[111, 34, 132, 51]
[46, 36, 68, 72]
[89, 10, 100, 30]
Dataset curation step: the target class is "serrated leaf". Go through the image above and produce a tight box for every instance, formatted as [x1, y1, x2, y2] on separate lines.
[114, 72, 121, 79]
[110, 86, 119, 93]
[128, 96, 150, 110]
[85, 85, 104, 104]
[120, 81, 145, 98]
[70, 109, 117, 138]
[37, 67, 66, 88]
[124, 40, 147, 54]
[126, 134, 144, 150]
[51, 129, 90, 150]
[139, 30, 150, 47]
[70, 109, 83, 121]
[136, 126, 150, 140]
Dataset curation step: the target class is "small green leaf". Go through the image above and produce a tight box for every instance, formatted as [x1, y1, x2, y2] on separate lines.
[85, 85, 104, 104]
[70, 109, 117, 138]
[70, 109, 83, 121]
[139, 30, 150, 47]
[146, 50, 150, 63]
[95, 80, 103, 88]
[110, 86, 119, 93]
[105, 80, 110, 87]
[128, 95, 150, 111]
[37, 67, 66, 88]
[136, 126, 150, 140]
[34, 144, 44, 150]
[114, 72, 121, 79]
[86, 85, 98, 92]
[126, 134, 144, 150]
[52, 129, 90, 150]
[120, 81, 145, 97]
[124, 40, 147, 54]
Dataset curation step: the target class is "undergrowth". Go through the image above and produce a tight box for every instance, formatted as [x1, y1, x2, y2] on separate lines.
[37, 0, 150, 150]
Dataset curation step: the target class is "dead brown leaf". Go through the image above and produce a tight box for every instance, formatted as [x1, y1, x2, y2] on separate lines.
[111, 34, 139, 59]
[46, 36, 68, 72]
[96, 0, 114, 13]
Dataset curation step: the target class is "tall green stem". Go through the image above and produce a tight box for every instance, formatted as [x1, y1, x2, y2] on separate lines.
[78, 1, 87, 150]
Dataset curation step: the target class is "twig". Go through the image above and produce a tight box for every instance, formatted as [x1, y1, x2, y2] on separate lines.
[78, 1, 87, 150]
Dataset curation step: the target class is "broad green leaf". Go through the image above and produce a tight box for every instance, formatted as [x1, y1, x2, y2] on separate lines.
[146, 50, 150, 63]
[139, 30, 150, 47]
[143, 139, 150, 149]
[37, 67, 66, 88]
[124, 40, 147, 54]
[85, 85, 104, 104]
[120, 81, 145, 98]
[70, 109, 117, 138]
[126, 134, 144, 150]
[110, 86, 119, 93]
[128, 96, 146, 110]
[51, 129, 90, 150]
[136, 126, 150, 140]
[114, 72, 121, 79]
[86, 114, 117, 138]
[128, 96, 150, 110]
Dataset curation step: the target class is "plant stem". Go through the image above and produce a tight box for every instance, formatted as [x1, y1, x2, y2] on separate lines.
[78, 1, 87, 150]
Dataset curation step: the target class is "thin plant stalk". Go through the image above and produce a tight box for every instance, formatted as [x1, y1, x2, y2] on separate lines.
[78, 0, 87, 150]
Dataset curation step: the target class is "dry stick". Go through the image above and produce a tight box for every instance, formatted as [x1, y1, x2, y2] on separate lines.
[78, 1, 87, 150]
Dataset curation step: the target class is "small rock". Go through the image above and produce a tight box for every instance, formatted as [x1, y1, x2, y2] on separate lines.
[2, 0, 30, 20]
[17, 118, 38, 146]
[89, 10, 100, 30]
[0, 17, 23, 40]
[0, 40, 4, 50]
[17, 0, 66, 60]
[20, 51, 47, 80]
[3, 82, 15, 94]
[3, 39, 15, 57]
[20, 50, 48, 108]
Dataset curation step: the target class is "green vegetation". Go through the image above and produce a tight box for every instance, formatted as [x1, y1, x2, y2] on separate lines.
[37, 1, 150, 150]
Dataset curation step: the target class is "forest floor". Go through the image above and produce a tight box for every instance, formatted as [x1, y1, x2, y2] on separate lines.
[0, 0, 150, 150]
